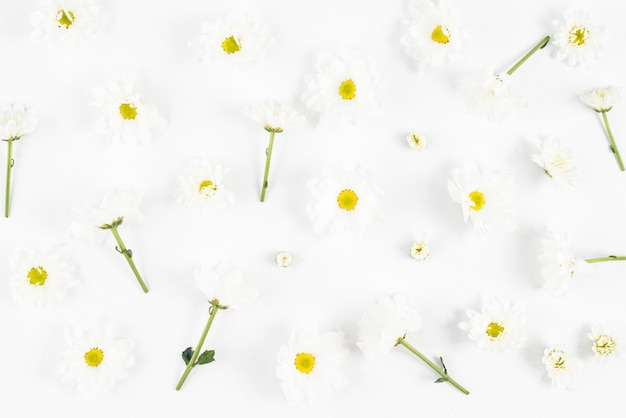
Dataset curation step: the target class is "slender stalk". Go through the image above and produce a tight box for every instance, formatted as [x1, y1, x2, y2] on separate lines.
[397, 337, 469, 395]
[110, 225, 148, 293]
[601, 111, 624, 171]
[585, 255, 626, 263]
[506, 35, 550, 76]
[4, 139, 13, 218]
[260, 131, 276, 202]
[176, 304, 219, 390]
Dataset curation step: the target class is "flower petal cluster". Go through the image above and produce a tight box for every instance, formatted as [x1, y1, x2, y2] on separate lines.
[461, 71, 525, 121]
[178, 158, 234, 209]
[193, 262, 257, 310]
[552, 8, 606, 67]
[0, 102, 38, 140]
[542, 345, 580, 389]
[579, 86, 620, 112]
[588, 325, 621, 361]
[537, 229, 579, 296]
[31, 0, 101, 45]
[243, 101, 304, 133]
[531, 136, 578, 190]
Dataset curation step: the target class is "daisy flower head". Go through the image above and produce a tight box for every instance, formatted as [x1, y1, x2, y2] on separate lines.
[302, 50, 382, 125]
[458, 296, 526, 351]
[0, 102, 38, 140]
[580, 86, 620, 112]
[30, 0, 101, 45]
[59, 321, 135, 394]
[243, 101, 304, 134]
[189, 11, 272, 70]
[410, 240, 430, 261]
[276, 251, 292, 268]
[306, 165, 383, 236]
[8, 246, 78, 308]
[193, 262, 258, 310]
[400, 0, 464, 71]
[542, 345, 580, 389]
[537, 229, 579, 296]
[552, 7, 607, 67]
[461, 70, 525, 121]
[406, 132, 427, 150]
[92, 78, 166, 145]
[588, 325, 621, 361]
[276, 324, 348, 406]
[447, 162, 515, 234]
[531, 136, 578, 190]
[72, 189, 143, 235]
[177, 158, 233, 209]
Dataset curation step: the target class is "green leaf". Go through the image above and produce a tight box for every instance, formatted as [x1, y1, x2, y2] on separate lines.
[182, 347, 193, 365]
[434, 377, 446, 384]
[197, 349, 215, 365]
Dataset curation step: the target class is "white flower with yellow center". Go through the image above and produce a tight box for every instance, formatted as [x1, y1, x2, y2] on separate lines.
[276, 324, 348, 406]
[537, 230, 578, 296]
[189, 12, 272, 69]
[30, 0, 101, 45]
[447, 162, 515, 234]
[580, 86, 620, 113]
[178, 158, 233, 209]
[8, 246, 78, 308]
[410, 240, 430, 261]
[542, 345, 580, 389]
[400, 0, 464, 70]
[531, 136, 578, 190]
[59, 322, 135, 394]
[406, 132, 427, 150]
[461, 71, 526, 121]
[306, 166, 383, 236]
[93, 78, 166, 145]
[302, 50, 382, 125]
[458, 297, 526, 350]
[276, 251, 292, 267]
[552, 8, 606, 67]
[588, 325, 621, 361]
[194, 262, 257, 310]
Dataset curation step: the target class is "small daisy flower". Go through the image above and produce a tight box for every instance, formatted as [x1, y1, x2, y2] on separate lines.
[400, 0, 464, 70]
[276, 251, 292, 267]
[552, 8, 606, 67]
[410, 241, 430, 261]
[588, 325, 621, 360]
[59, 322, 135, 394]
[537, 229, 578, 296]
[531, 136, 578, 190]
[406, 132, 427, 150]
[302, 50, 382, 125]
[542, 345, 580, 389]
[189, 12, 272, 69]
[8, 246, 78, 308]
[30, 0, 101, 45]
[447, 162, 515, 234]
[93, 78, 166, 145]
[306, 166, 383, 236]
[458, 297, 526, 350]
[178, 158, 233, 209]
[276, 324, 348, 406]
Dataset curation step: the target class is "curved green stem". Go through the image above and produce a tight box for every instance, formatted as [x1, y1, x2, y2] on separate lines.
[585, 255, 626, 263]
[110, 225, 148, 293]
[260, 131, 276, 202]
[601, 111, 624, 171]
[506, 35, 550, 76]
[4, 139, 13, 218]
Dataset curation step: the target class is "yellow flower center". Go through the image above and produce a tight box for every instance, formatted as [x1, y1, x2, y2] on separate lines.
[84, 348, 104, 367]
[339, 79, 357, 100]
[568, 25, 590, 46]
[486, 322, 505, 339]
[546, 349, 567, 370]
[594, 334, 617, 356]
[56, 10, 75, 29]
[337, 189, 358, 211]
[431, 25, 451, 44]
[468, 190, 485, 211]
[119, 103, 138, 120]
[198, 180, 218, 197]
[27, 266, 48, 286]
[221, 36, 241, 54]
[294, 352, 315, 374]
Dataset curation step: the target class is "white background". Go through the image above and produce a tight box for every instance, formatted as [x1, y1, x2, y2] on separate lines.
[1, 0, 626, 417]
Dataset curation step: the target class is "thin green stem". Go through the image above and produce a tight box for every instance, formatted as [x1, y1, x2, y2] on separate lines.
[260, 131, 276, 202]
[601, 111, 624, 171]
[4, 139, 13, 218]
[397, 337, 469, 395]
[585, 255, 626, 263]
[506, 35, 550, 76]
[110, 225, 148, 293]
[176, 304, 219, 390]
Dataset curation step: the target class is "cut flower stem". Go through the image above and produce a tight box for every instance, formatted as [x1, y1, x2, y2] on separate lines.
[110, 225, 148, 293]
[585, 255, 626, 263]
[506, 35, 550, 76]
[4, 138, 14, 218]
[600, 111, 624, 171]
[260, 131, 276, 202]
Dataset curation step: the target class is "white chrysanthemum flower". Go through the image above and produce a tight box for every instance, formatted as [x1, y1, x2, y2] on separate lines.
[461, 71, 525, 121]
[276, 324, 348, 406]
[588, 325, 621, 361]
[406, 132, 427, 150]
[531, 137, 578, 190]
[193, 262, 257, 310]
[542, 346, 580, 389]
[189, 12, 272, 69]
[552, 8, 606, 67]
[276, 251, 292, 267]
[400, 0, 464, 70]
[243, 101, 304, 133]
[59, 322, 135, 394]
[356, 294, 422, 358]
[537, 230, 582, 296]
[580, 86, 620, 112]
[92, 78, 166, 145]
[30, 0, 101, 45]
[302, 50, 382, 125]
[447, 162, 515, 234]
[177, 158, 233, 209]
[0, 102, 38, 140]
[306, 166, 383, 236]
[8, 246, 78, 308]
[410, 241, 429, 261]
[458, 297, 526, 350]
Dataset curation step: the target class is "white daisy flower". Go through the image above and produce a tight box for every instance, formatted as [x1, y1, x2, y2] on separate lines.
[531, 136, 578, 190]
[458, 297, 526, 350]
[243, 101, 304, 133]
[8, 246, 78, 308]
[400, 0, 464, 70]
[59, 322, 135, 394]
[580, 86, 620, 113]
[552, 8, 606, 67]
[306, 165, 383, 236]
[588, 325, 621, 360]
[409, 240, 429, 261]
[406, 132, 427, 150]
[92, 78, 166, 145]
[447, 162, 515, 234]
[461, 71, 525, 121]
[0, 102, 38, 140]
[537, 229, 579, 296]
[275, 251, 292, 268]
[177, 158, 233, 209]
[189, 12, 272, 69]
[302, 50, 382, 125]
[542, 345, 580, 389]
[30, 0, 101, 45]
[276, 324, 348, 406]
[193, 262, 258, 310]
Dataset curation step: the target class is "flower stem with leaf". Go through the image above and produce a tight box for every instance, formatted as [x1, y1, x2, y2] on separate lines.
[506, 35, 550, 76]
[4, 138, 17, 218]
[260, 130, 277, 202]
[585, 255, 626, 263]
[600, 111, 624, 171]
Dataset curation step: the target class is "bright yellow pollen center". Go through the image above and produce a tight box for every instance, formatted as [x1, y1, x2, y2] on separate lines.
[337, 189, 358, 211]
[431, 25, 451, 44]
[568, 25, 590, 46]
[198, 180, 218, 197]
[84, 348, 104, 367]
[468, 190, 485, 211]
[221, 36, 241, 54]
[294, 352, 315, 374]
[486, 322, 505, 339]
[27, 266, 48, 286]
[594, 335, 617, 356]
[119, 103, 138, 120]
[339, 79, 357, 100]
[56, 10, 75, 29]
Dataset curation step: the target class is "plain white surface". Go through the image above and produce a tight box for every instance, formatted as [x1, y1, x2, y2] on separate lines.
[1, 0, 626, 416]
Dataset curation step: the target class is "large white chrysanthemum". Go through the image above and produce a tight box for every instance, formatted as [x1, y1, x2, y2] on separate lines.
[30, 0, 101, 45]
[552, 8, 606, 67]
[461, 71, 525, 121]
[178, 158, 234, 209]
[243, 101, 304, 133]
[542, 345, 580, 389]
[0, 102, 38, 140]
[579, 86, 620, 112]
[531, 136, 578, 190]
[458, 297, 526, 350]
[193, 262, 257, 310]
[537, 229, 580, 296]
